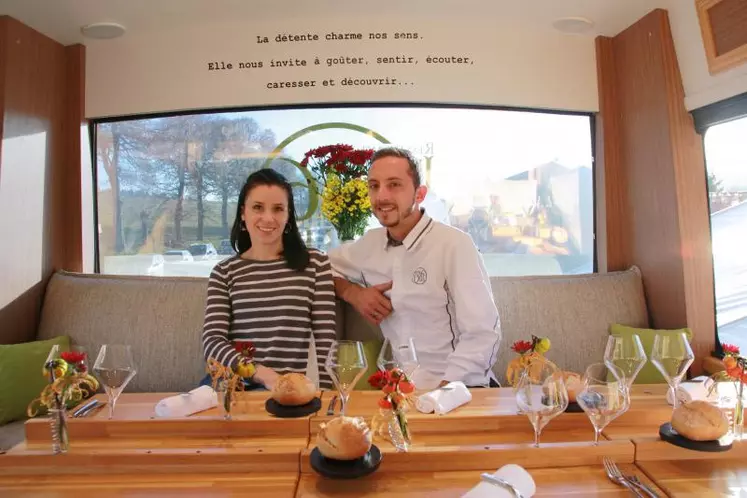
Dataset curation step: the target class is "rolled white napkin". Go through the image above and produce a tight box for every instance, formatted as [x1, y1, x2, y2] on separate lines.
[415, 381, 472, 415]
[461, 464, 536, 498]
[666, 379, 717, 406]
[155, 386, 218, 418]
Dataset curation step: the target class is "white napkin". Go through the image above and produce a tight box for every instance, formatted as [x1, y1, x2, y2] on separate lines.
[461, 464, 536, 498]
[416, 381, 472, 415]
[154, 386, 218, 418]
[666, 378, 717, 406]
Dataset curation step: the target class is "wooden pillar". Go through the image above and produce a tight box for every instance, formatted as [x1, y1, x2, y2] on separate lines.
[596, 9, 715, 374]
[0, 17, 85, 343]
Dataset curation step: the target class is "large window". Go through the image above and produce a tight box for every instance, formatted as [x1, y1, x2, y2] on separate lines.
[703, 114, 747, 352]
[93, 105, 594, 278]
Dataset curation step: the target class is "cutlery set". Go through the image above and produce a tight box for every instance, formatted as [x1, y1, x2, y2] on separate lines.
[603, 457, 659, 497]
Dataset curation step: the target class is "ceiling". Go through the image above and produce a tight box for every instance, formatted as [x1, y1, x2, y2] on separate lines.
[0, 0, 671, 46]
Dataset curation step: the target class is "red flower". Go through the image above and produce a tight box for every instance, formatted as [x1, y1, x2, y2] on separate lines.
[61, 352, 86, 365]
[378, 397, 392, 409]
[399, 380, 415, 394]
[368, 370, 388, 389]
[723, 343, 741, 355]
[511, 340, 533, 354]
[234, 341, 256, 359]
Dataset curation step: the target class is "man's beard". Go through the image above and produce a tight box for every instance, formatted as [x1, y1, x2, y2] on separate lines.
[376, 198, 417, 227]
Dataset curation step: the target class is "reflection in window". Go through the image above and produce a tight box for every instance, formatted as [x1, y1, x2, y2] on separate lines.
[94, 106, 594, 278]
[705, 115, 747, 352]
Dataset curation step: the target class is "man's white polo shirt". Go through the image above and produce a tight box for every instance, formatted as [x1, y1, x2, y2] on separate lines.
[328, 211, 501, 389]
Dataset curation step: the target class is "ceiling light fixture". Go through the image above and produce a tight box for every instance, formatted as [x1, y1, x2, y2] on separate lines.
[552, 17, 595, 34]
[80, 22, 126, 40]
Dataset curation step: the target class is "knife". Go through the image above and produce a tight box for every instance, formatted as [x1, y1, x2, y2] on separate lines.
[72, 399, 99, 418]
[326, 395, 338, 416]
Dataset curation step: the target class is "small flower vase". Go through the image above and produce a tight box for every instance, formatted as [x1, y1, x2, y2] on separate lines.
[734, 382, 745, 439]
[216, 380, 234, 420]
[384, 406, 411, 452]
[50, 405, 69, 454]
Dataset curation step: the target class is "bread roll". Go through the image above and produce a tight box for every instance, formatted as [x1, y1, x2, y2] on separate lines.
[271, 373, 316, 406]
[671, 400, 729, 441]
[562, 371, 582, 403]
[316, 416, 372, 460]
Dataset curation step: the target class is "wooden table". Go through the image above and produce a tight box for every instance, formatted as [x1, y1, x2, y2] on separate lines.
[638, 459, 747, 497]
[0, 384, 731, 496]
[297, 465, 663, 497]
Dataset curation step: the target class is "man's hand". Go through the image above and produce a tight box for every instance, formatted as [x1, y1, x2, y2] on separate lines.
[253, 364, 279, 390]
[347, 281, 393, 326]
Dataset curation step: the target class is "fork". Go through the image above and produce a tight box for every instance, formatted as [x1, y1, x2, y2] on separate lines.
[605, 458, 659, 497]
[603, 457, 644, 497]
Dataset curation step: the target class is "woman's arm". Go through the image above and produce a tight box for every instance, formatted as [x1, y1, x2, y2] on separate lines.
[202, 264, 241, 370]
[311, 253, 337, 389]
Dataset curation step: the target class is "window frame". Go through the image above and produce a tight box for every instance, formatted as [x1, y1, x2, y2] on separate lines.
[691, 91, 747, 357]
[88, 101, 598, 277]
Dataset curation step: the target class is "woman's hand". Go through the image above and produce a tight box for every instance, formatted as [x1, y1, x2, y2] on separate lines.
[253, 364, 279, 390]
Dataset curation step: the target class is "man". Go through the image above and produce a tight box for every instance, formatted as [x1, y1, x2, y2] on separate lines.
[328, 147, 501, 389]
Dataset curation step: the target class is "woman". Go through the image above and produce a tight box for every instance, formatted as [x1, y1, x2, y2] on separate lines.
[201, 168, 336, 390]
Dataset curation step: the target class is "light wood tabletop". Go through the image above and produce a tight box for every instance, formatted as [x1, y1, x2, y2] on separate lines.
[297, 464, 664, 497]
[638, 459, 747, 497]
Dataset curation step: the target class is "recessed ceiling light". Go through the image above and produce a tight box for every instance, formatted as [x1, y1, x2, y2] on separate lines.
[552, 17, 595, 34]
[80, 22, 126, 40]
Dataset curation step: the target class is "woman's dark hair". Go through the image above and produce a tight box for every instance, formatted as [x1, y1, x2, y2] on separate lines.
[230, 168, 310, 271]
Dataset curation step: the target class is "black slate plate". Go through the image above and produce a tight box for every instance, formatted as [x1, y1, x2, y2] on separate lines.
[541, 395, 583, 413]
[265, 397, 322, 418]
[565, 401, 583, 413]
[659, 422, 733, 452]
[310, 445, 382, 479]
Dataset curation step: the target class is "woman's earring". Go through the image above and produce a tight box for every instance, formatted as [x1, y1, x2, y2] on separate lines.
[241, 221, 247, 232]
[284, 225, 290, 234]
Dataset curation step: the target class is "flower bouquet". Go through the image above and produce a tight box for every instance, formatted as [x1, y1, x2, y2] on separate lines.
[300, 144, 374, 241]
[506, 335, 552, 387]
[27, 347, 99, 454]
[708, 343, 746, 437]
[206, 341, 256, 420]
[368, 367, 415, 451]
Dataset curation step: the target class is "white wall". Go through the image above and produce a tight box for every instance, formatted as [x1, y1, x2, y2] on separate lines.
[667, 0, 747, 110]
[85, 16, 598, 118]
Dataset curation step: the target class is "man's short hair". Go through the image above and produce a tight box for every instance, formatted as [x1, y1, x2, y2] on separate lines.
[370, 147, 422, 187]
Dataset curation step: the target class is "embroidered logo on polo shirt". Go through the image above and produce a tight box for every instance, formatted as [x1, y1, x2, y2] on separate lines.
[412, 267, 427, 285]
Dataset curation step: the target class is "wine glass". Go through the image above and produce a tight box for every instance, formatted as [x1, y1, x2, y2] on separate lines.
[650, 332, 695, 410]
[93, 345, 137, 419]
[576, 363, 630, 445]
[324, 341, 367, 416]
[514, 358, 568, 447]
[377, 337, 419, 377]
[604, 334, 647, 391]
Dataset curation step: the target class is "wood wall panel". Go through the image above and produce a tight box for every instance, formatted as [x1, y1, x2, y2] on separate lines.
[0, 17, 84, 343]
[597, 9, 715, 374]
[696, 0, 747, 74]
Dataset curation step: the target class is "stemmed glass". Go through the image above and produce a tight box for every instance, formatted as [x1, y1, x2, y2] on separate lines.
[324, 341, 367, 416]
[93, 345, 137, 419]
[604, 334, 647, 391]
[576, 363, 630, 445]
[377, 337, 419, 378]
[650, 332, 695, 410]
[515, 358, 569, 447]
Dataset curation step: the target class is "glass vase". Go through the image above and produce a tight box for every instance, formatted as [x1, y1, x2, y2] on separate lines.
[216, 380, 234, 420]
[386, 407, 411, 452]
[735, 382, 744, 440]
[50, 406, 69, 454]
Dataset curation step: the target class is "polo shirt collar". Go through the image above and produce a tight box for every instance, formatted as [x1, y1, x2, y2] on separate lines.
[384, 209, 434, 251]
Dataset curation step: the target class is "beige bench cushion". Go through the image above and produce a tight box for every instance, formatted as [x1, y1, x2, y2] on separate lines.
[491, 266, 648, 384]
[37, 272, 209, 393]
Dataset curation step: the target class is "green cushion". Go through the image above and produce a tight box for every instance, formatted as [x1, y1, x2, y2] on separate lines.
[354, 340, 383, 390]
[609, 323, 693, 384]
[0, 336, 71, 425]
